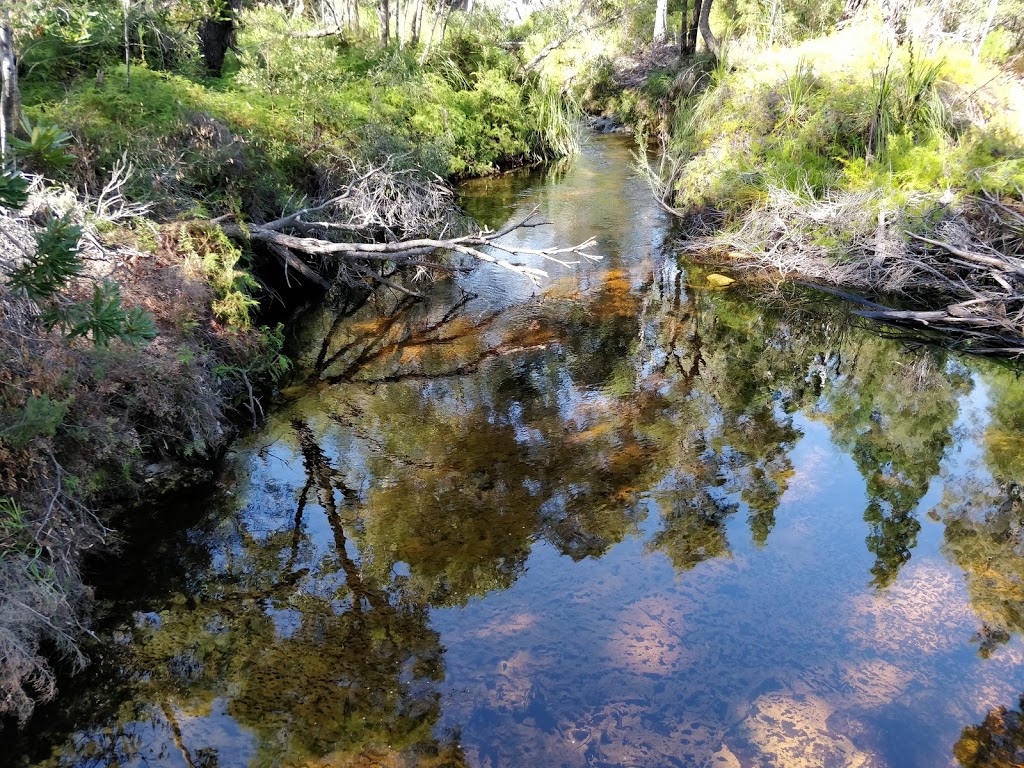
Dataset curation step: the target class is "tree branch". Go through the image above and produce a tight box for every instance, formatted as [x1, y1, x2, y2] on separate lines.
[219, 207, 600, 286]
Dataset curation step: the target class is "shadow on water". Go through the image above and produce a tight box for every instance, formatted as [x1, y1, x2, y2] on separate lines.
[7, 133, 1024, 768]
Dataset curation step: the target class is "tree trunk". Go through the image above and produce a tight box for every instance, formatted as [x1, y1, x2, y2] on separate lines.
[687, 0, 702, 53]
[396, 0, 404, 47]
[199, 0, 240, 77]
[1, 11, 23, 158]
[975, 0, 999, 61]
[439, 2, 452, 47]
[841, 0, 868, 22]
[653, 0, 668, 45]
[123, 0, 131, 91]
[698, 0, 719, 58]
[420, 2, 443, 62]
[679, 0, 691, 55]
[411, 0, 424, 45]
[377, 0, 390, 44]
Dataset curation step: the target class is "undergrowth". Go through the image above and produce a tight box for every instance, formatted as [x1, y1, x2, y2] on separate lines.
[21, 6, 578, 223]
[653, 16, 1024, 290]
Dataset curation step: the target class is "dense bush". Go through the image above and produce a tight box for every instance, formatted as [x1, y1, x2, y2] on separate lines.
[664, 22, 1024, 215]
[16, 2, 578, 222]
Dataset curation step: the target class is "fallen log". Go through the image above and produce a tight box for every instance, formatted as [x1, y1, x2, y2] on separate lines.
[905, 231, 1024, 277]
[219, 207, 600, 289]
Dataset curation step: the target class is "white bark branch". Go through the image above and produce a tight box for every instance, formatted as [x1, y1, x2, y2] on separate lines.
[219, 207, 599, 286]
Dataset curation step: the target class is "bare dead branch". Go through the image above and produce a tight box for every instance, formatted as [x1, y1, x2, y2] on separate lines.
[289, 26, 345, 37]
[220, 208, 599, 287]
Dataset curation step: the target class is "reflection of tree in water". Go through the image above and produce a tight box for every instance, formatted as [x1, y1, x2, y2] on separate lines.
[939, 480, 1024, 657]
[638, 272, 807, 567]
[815, 343, 970, 587]
[347, 270, 660, 601]
[13, 252, 1001, 766]
[982, 368, 1024, 485]
[32, 416, 469, 768]
[930, 365, 1024, 656]
[338, 263, 824, 583]
[228, 419, 465, 766]
[954, 694, 1024, 768]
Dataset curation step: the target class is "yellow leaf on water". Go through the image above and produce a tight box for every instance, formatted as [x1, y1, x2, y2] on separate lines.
[706, 273, 736, 287]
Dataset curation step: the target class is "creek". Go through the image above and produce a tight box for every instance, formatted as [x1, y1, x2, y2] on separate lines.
[7, 132, 1024, 768]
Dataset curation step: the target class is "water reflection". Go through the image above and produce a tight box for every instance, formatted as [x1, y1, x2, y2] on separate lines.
[7, 134, 1024, 768]
[955, 695, 1024, 767]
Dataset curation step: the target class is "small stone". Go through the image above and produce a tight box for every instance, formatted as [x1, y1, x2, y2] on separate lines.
[706, 273, 736, 287]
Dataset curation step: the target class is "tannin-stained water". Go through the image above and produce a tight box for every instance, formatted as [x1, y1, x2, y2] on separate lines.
[7, 133, 1024, 768]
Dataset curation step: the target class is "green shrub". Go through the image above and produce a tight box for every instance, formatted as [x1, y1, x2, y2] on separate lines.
[0, 172, 30, 210]
[181, 224, 259, 329]
[7, 216, 84, 300]
[1, 395, 73, 450]
[48, 281, 159, 346]
[6, 212, 158, 347]
[9, 118, 76, 174]
[15, 0, 200, 80]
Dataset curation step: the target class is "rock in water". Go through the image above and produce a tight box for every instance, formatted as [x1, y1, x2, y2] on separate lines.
[706, 273, 736, 287]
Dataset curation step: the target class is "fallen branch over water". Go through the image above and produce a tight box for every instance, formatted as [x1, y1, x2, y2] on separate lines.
[220, 208, 600, 293]
[215, 160, 599, 294]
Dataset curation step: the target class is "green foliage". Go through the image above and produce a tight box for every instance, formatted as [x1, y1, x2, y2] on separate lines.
[15, 0, 123, 79]
[715, 0, 845, 45]
[9, 117, 77, 173]
[0, 172, 30, 210]
[0, 498, 46, 566]
[6, 213, 157, 347]
[16, 4, 576, 211]
[531, 82, 582, 160]
[7, 215, 84, 301]
[181, 225, 259, 328]
[212, 323, 291, 409]
[576, 54, 618, 109]
[46, 281, 159, 346]
[14, 0, 200, 80]
[1, 394, 73, 450]
[642, 69, 674, 101]
[665, 24, 1024, 218]
[781, 56, 817, 124]
[868, 48, 948, 160]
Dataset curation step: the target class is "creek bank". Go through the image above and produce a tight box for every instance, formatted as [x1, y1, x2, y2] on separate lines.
[1, 4, 587, 725]
[658, 20, 1024, 355]
[576, 18, 1024, 355]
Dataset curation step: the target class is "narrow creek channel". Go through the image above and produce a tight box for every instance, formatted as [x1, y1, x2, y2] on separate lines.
[8, 132, 1024, 768]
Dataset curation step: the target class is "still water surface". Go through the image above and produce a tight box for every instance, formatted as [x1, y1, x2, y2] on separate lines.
[8, 133, 1024, 767]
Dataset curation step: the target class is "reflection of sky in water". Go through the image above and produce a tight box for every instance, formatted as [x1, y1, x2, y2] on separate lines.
[432, 407, 1012, 767]
[8, 133, 1024, 768]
